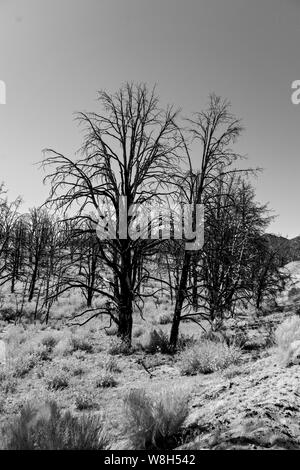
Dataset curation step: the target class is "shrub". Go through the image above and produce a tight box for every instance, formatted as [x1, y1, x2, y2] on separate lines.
[73, 350, 87, 360]
[70, 334, 93, 353]
[180, 341, 242, 376]
[264, 323, 276, 348]
[108, 338, 131, 356]
[201, 329, 224, 343]
[0, 368, 7, 382]
[35, 344, 52, 361]
[72, 366, 85, 376]
[53, 332, 93, 356]
[3, 400, 109, 449]
[142, 329, 171, 354]
[53, 336, 73, 357]
[177, 334, 196, 351]
[0, 374, 17, 394]
[123, 388, 189, 449]
[13, 354, 38, 378]
[222, 330, 248, 349]
[288, 287, 300, 301]
[75, 392, 96, 410]
[40, 333, 60, 351]
[60, 359, 85, 376]
[104, 357, 121, 373]
[0, 397, 5, 413]
[46, 372, 69, 390]
[0, 306, 16, 322]
[12, 342, 52, 379]
[275, 316, 300, 366]
[96, 373, 118, 388]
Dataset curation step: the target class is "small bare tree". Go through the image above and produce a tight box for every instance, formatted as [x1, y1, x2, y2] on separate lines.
[169, 95, 245, 348]
[0, 184, 22, 288]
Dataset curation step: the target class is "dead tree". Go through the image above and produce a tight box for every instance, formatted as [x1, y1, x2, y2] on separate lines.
[42, 83, 182, 344]
[169, 95, 246, 349]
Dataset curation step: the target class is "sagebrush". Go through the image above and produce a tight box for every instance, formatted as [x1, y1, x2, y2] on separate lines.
[123, 387, 189, 449]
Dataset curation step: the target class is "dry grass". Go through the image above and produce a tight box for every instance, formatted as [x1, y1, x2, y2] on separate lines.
[104, 356, 121, 373]
[139, 328, 171, 354]
[180, 340, 242, 375]
[123, 387, 189, 449]
[2, 400, 109, 450]
[95, 372, 118, 388]
[158, 312, 173, 325]
[108, 338, 132, 356]
[75, 392, 97, 410]
[46, 371, 70, 390]
[275, 316, 300, 366]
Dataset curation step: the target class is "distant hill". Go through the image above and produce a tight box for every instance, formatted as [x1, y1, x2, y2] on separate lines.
[264, 233, 300, 264]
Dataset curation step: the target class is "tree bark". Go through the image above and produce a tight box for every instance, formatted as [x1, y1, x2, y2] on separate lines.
[169, 251, 191, 349]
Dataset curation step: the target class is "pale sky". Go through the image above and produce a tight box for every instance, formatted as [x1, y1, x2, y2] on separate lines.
[1, 0, 300, 237]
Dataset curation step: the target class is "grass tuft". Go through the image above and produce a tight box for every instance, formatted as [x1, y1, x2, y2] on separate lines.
[180, 340, 242, 375]
[275, 316, 300, 366]
[2, 400, 109, 449]
[123, 387, 189, 449]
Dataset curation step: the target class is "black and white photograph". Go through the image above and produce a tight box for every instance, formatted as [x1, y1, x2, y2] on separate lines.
[1, 0, 300, 456]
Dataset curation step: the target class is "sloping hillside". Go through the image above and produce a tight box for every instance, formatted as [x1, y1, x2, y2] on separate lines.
[265, 233, 300, 264]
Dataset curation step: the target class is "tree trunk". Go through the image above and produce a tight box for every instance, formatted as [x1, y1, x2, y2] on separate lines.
[28, 261, 39, 302]
[117, 245, 133, 345]
[192, 256, 198, 310]
[169, 251, 191, 349]
[117, 280, 133, 344]
[118, 298, 133, 344]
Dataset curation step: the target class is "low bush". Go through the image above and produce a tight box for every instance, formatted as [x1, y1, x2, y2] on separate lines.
[177, 334, 196, 351]
[13, 354, 39, 378]
[104, 357, 121, 373]
[275, 316, 300, 366]
[180, 341, 242, 375]
[108, 338, 131, 356]
[72, 365, 85, 376]
[53, 332, 93, 356]
[69, 334, 93, 353]
[0, 397, 5, 413]
[123, 387, 189, 449]
[75, 393, 96, 410]
[141, 329, 171, 354]
[40, 333, 60, 351]
[3, 400, 109, 449]
[288, 287, 300, 301]
[0, 374, 17, 394]
[0, 306, 15, 322]
[46, 372, 69, 391]
[96, 372, 118, 389]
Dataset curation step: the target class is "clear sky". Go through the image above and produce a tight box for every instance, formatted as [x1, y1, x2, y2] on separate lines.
[0, 0, 300, 237]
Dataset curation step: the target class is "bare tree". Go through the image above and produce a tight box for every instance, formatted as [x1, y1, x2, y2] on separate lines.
[42, 83, 182, 344]
[169, 95, 245, 348]
[199, 175, 269, 326]
[26, 208, 53, 302]
[0, 184, 22, 288]
[249, 236, 289, 312]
